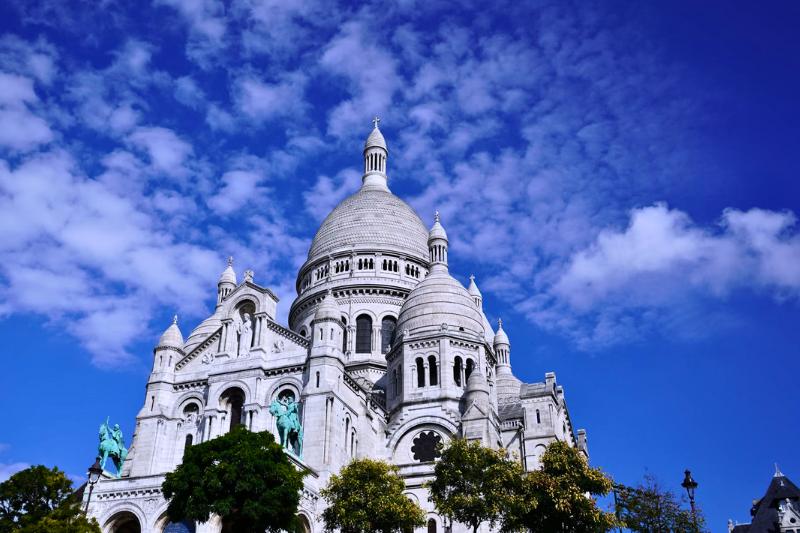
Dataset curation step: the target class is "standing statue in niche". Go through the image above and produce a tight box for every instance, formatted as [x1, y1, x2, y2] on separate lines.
[97, 417, 128, 478]
[237, 313, 252, 357]
[269, 396, 303, 458]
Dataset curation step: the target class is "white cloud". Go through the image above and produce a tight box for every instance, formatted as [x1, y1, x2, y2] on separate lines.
[0, 72, 53, 151]
[207, 169, 267, 216]
[320, 21, 400, 138]
[0, 462, 29, 482]
[234, 72, 307, 122]
[128, 126, 193, 177]
[155, 0, 227, 65]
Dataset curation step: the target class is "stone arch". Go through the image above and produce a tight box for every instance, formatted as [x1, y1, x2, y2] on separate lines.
[388, 417, 457, 463]
[103, 507, 145, 533]
[155, 509, 196, 533]
[264, 376, 303, 406]
[219, 386, 246, 432]
[211, 380, 252, 409]
[296, 513, 312, 533]
[229, 295, 258, 317]
[173, 392, 205, 418]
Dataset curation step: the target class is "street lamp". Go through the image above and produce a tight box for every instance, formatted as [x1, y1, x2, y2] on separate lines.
[681, 469, 699, 531]
[84, 457, 103, 513]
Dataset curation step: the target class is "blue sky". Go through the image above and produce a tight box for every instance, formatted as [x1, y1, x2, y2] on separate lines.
[0, 0, 798, 530]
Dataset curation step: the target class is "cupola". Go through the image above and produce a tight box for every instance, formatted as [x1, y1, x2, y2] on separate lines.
[217, 256, 237, 305]
[467, 274, 483, 308]
[156, 315, 184, 350]
[362, 116, 389, 191]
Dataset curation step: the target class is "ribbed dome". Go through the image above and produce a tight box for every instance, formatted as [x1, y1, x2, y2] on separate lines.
[307, 188, 429, 262]
[157, 316, 184, 350]
[364, 126, 387, 151]
[496, 372, 522, 400]
[397, 269, 484, 338]
[183, 312, 222, 353]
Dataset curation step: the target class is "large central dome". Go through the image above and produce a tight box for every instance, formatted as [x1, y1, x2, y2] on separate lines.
[307, 187, 429, 262]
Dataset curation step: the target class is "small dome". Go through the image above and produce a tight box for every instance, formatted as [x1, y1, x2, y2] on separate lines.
[466, 370, 489, 394]
[364, 124, 387, 151]
[428, 212, 448, 242]
[467, 274, 482, 299]
[397, 269, 484, 338]
[314, 291, 340, 321]
[157, 316, 184, 349]
[494, 319, 509, 346]
[219, 257, 237, 286]
[495, 373, 522, 400]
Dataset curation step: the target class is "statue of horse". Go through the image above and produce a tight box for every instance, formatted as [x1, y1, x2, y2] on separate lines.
[98, 418, 128, 478]
[269, 398, 303, 458]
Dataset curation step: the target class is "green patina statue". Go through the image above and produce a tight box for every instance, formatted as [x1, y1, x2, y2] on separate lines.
[98, 417, 128, 478]
[269, 397, 303, 458]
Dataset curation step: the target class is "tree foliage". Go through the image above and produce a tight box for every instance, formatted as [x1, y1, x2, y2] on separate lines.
[503, 441, 617, 533]
[0, 465, 100, 533]
[321, 458, 426, 533]
[162, 427, 305, 533]
[615, 474, 707, 533]
[427, 439, 521, 533]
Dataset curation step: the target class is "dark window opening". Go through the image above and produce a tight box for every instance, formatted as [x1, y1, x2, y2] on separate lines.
[411, 431, 442, 462]
[355, 315, 372, 353]
[454, 357, 463, 386]
[416, 357, 425, 387]
[428, 355, 438, 386]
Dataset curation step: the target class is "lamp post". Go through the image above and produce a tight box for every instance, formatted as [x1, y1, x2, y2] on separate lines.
[681, 469, 699, 531]
[84, 457, 103, 514]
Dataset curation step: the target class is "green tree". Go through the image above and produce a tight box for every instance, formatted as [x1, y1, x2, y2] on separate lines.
[321, 458, 426, 533]
[503, 441, 617, 533]
[162, 426, 305, 533]
[0, 465, 100, 533]
[428, 439, 521, 533]
[615, 474, 707, 533]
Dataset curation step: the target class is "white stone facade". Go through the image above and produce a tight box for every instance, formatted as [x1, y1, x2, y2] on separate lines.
[85, 124, 588, 533]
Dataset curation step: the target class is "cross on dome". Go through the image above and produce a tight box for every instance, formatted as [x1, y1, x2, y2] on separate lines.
[372, 116, 381, 128]
[172, 314, 178, 325]
[227, 256, 233, 266]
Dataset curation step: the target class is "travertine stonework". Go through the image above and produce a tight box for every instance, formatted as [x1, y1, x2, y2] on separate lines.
[85, 123, 588, 533]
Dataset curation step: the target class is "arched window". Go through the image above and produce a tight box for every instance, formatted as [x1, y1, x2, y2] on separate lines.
[299, 328, 307, 338]
[416, 357, 425, 387]
[355, 315, 372, 353]
[536, 409, 541, 424]
[428, 355, 438, 386]
[344, 417, 350, 450]
[428, 518, 437, 533]
[381, 316, 397, 354]
[465, 359, 475, 380]
[454, 356, 463, 386]
[341, 316, 348, 352]
[221, 388, 245, 432]
[183, 402, 199, 421]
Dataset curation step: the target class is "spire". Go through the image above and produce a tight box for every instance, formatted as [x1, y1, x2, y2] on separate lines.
[362, 118, 388, 191]
[428, 211, 448, 271]
[775, 463, 784, 478]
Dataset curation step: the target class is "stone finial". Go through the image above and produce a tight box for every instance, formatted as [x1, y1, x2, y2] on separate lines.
[244, 269, 254, 283]
[172, 314, 178, 325]
[434, 210, 440, 223]
[775, 463, 784, 477]
[498, 318, 503, 328]
[227, 256, 234, 266]
[372, 116, 380, 129]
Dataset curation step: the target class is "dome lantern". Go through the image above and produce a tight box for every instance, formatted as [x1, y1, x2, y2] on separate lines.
[217, 256, 237, 305]
[363, 116, 389, 191]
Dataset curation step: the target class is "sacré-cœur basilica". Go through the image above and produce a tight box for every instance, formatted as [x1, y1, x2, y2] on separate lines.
[85, 122, 588, 533]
